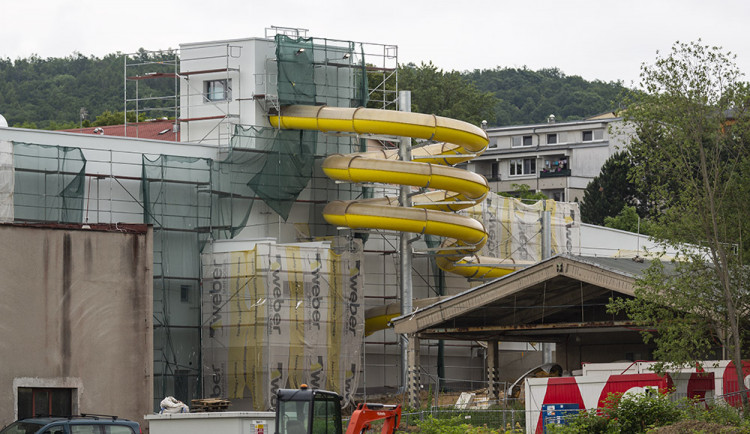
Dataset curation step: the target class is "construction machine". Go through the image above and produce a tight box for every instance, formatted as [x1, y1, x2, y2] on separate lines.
[275, 385, 401, 434]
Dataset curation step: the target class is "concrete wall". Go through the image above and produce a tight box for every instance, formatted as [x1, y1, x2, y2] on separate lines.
[476, 118, 630, 201]
[0, 224, 153, 428]
[179, 38, 276, 145]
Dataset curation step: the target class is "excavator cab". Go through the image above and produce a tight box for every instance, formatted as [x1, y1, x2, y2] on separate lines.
[275, 385, 343, 434]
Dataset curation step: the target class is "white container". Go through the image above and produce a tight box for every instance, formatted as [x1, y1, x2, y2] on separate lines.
[145, 411, 275, 434]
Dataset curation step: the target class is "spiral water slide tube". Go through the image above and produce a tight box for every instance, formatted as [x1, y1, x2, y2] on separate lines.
[269, 105, 523, 333]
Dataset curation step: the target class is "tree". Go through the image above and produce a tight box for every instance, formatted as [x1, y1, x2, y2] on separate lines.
[499, 183, 547, 202]
[464, 66, 628, 125]
[397, 62, 496, 126]
[580, 151, 643, 225]
[603, 205, 653, 235]
[609, 41, 750, 408]
[91, 110, 145, 126]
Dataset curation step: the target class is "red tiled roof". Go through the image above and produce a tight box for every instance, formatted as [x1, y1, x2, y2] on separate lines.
[61, 119, 179, 141]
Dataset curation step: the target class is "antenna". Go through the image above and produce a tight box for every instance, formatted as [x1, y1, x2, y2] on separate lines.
[79, 107, 88, 129]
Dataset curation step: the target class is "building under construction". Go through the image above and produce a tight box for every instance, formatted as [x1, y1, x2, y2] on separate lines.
[0, 27, 610, 415]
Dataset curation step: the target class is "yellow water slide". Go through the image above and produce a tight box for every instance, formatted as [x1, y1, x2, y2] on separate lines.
[269, 105, 522, 333]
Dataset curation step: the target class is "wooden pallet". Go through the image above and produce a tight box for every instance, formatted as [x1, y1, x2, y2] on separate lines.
[191, 398, 231, 412]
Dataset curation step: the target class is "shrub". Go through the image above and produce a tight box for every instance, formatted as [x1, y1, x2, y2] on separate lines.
[546, 392, 681, 434]
[609, 392, 681, 432]
[679, 401, 749, 427]
[412, 415, 502, 434]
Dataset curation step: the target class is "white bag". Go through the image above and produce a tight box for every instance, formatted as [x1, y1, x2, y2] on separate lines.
[160, 396, 189, 413]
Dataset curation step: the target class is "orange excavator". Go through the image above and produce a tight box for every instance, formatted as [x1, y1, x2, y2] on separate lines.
[275, 385, 401, 434]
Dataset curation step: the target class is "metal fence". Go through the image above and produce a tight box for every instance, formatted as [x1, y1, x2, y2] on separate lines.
[399, 407, 526, 432]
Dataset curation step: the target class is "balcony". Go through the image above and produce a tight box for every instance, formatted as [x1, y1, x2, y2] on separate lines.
[540, 168, 571, 178]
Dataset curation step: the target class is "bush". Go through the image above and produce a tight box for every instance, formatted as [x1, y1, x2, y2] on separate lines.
[546, 408, 615, 434]
[546, 392, 750, 434]
[546, 392, 681, 434]
[610, 392, 681, 432]
[412, 415, 520, 434]
[679, 401, 749, 428]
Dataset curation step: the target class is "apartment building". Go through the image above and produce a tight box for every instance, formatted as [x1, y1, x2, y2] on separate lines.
[470, 112, 630, 202]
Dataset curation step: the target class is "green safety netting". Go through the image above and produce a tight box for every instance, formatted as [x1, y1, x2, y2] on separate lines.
[272, 35, 371, 239]
[139, 35, 380, 407]
[13, 142, 85, 223]
[141, 127, 317, 240]
[231, 126, 315, 223]
[141, 154, 209, 405]
[275, 34, 369, 108]
[276, 35, 316, 106]
[141, 154, 212, 232]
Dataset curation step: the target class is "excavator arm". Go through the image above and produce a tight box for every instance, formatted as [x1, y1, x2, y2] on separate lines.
[345, 403, 402, 434]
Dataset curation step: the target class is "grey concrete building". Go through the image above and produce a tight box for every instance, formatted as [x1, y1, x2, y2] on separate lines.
[0, 223, 153, 428]
[470, 113, 630, 202]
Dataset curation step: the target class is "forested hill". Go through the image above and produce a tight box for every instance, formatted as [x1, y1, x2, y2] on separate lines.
[464, 67, 627, 125]
[0, 50, 175, 130]
[0, 52, 628, 129]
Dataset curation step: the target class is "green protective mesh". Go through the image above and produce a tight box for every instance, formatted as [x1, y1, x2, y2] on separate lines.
[276, 35, 369, 108]
[141, 154, 210, 405]
[141, 154, 213, 232]
[272, 35, 370, 239]
[230, 125, 315, 224]
[141, 126, 318, 241]
[13, 142, 85, 223]
[276, 35, 316, 106]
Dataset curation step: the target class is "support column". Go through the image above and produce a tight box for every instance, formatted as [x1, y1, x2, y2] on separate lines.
[541, 211, 553, 364]
[399, 91, 413, 393]
[407, 333, 421, 409]
[487, 339, 500, 401]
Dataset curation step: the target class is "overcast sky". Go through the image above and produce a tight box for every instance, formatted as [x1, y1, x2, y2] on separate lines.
[2, 0, 749, 87]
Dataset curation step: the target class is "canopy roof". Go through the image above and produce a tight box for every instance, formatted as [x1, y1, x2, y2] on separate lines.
[391, 254, 668, 342]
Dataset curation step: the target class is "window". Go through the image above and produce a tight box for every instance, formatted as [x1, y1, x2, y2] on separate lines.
[18, 387, 73, 419]
[181, 285, 190, 303]
[512, 135, 533, 147]
[490, 162, 499, 180]
[70, 427, 135, 434]
[204, 79, 231, 102]
[546, 133, 557, 145]
[312, 395, 342, 434]
[510, 158, 536, 176]
[582, 129, 604, 142]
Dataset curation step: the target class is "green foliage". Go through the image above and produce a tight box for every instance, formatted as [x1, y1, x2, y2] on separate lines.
[609, 255, 748, 367]
[547, 392, 750, 434]
[0, 50, 176, 129]
[499, 183, 548, 202]
[603, 206, 654, 235]
[412, 415, 509, 434]
[12, 120, 39, 129]
[369, 62, 624, 128]
[546, 409, 615, 434]
[2, 49, 624, 131]
[580, 151, 647, 225]
[397, 62, 496, 126]
[464, 67, 629, 125]
[616, 40, 750, 407]
[608, 392, 682, 433]
[680, 401, 750, 427]
[92, 110, 146, 126]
